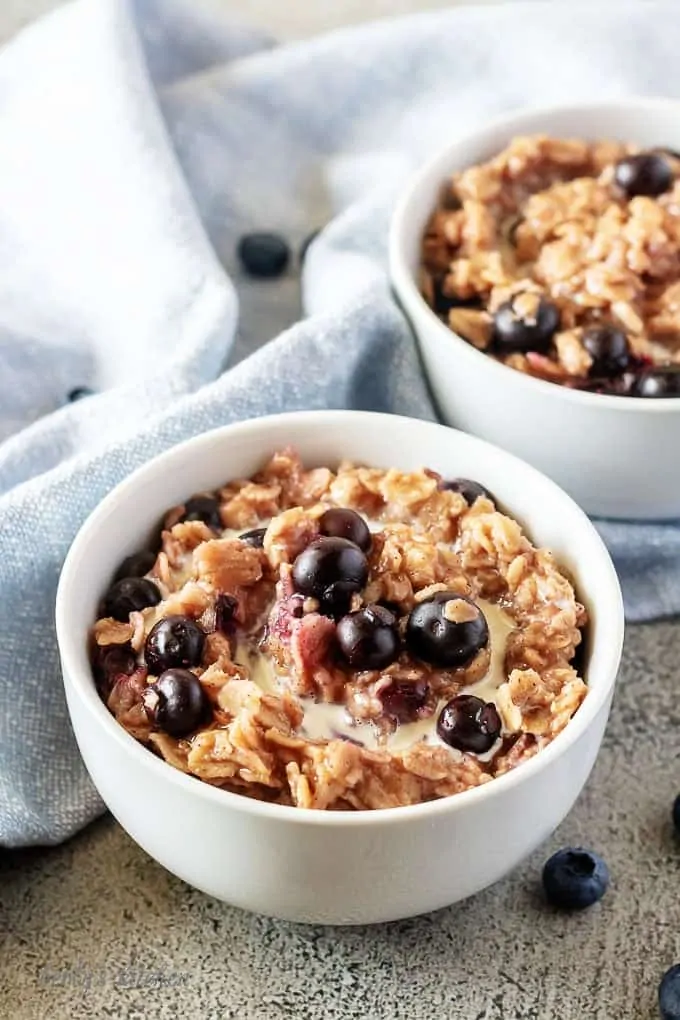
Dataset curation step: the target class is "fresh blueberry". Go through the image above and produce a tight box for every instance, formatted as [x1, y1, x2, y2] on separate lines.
[542, 847, 610, 910]
[582, 325, 631, 377]
[237, 232, 290, 279]
[493, 294, 560, 354]
[143, 668, 210, 737]
[672, 793, 680, 835]
[239, 527, 267, 548]
[102, 577, 161, 622]
[67, 386, 95, 402]
[291, 537, 369, 618]
[437, 694, 501, 753]
[299, 228, 320, 262]
[632, 365, 680, 397]
[406, 592, 489, 669]
[319, 508, 371, 552]
[380, 679, 429, 722]
[180, 494, 222, 532]
[439, 477, 495, 506]
[336, 605, 399, 670]
[144, 615, 205, 674]
[614, 152, 673, 198]
[214, 594, 239, 634]
[113, 550, 157, 583]
[660, 965, 680, 1020]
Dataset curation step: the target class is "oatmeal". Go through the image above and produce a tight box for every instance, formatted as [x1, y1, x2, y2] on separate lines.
[91, 449, 587, 810]
[421, 135, 680, 396]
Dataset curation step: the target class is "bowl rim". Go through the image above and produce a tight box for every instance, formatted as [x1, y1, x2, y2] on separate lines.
[56, 409, 625, 828]
[389, 95, 680, 413]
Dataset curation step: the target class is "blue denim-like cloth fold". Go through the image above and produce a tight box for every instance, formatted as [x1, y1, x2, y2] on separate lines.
[1, 0, 678, 846]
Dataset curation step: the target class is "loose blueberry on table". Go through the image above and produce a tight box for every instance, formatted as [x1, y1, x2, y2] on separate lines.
[237, 231, 290, 279]
[660, 965, 680, 1020]
[542, 847, 609, 910]
[67, 386, 95, 402]
[672, 793, 680, 835]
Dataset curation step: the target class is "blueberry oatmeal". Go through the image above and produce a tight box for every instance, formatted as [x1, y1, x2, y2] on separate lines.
[91, 449, 587, 810]
[421, 135, 680, 396]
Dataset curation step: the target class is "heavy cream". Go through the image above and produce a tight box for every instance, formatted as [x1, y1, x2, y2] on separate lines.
[234, 598, 515, 755]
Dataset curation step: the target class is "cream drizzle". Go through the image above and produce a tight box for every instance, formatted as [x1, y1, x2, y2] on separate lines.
[233, 598, 515, 756]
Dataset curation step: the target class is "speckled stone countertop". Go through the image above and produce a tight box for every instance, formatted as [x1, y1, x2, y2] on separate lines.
[0, 2, 676, 1019]
[4, 621, 678, 1019]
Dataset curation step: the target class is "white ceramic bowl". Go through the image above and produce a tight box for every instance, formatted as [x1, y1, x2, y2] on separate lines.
[390, 98, 680, 520]
[56, 411, 623, 924]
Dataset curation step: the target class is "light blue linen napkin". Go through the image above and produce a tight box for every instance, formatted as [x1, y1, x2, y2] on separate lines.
[1, 0, 678, 847]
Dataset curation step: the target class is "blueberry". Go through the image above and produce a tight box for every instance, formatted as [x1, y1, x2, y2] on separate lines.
[437, 694, 501, 753]
[336, 605, 399, 670]
[542, 847, 610, 910]
[113, 550, 157, 583]
[299, 228, 320, 262]
[68, 386, 94, 402]
[291, 537, 369, 618]
[493, 294, 560, 354]
[319, 508, 371, 552]
[614, 152, 673, 198]
[215, 594, 239, 634]
[672, 794, 680, 835]
[239, 527, 267, 548]
[439, 477, 495, 506]
[237, 232, 290, 279]
[143, 668, 210, 737]
[102, 577, 161, 622]
[144, 615, 205, 674]
[659, 965, 680, 1020]
[632, 365, 680, 397]
[406, 592, 489, 669]
[180, 494, 222, 532]
[380, 679, 429, 722]
[582, 325, 631, 377]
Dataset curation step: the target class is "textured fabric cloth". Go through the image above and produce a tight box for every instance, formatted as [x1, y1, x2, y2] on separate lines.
[1, 0, 678, 846]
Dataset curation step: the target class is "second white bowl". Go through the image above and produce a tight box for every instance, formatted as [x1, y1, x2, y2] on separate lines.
[389, 98, 680, 519]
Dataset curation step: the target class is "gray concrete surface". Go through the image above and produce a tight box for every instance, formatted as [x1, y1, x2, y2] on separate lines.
[1, 3, 678, 1019]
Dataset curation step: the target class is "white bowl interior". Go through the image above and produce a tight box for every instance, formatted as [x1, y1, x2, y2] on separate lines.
[57, 410, 624, 823]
